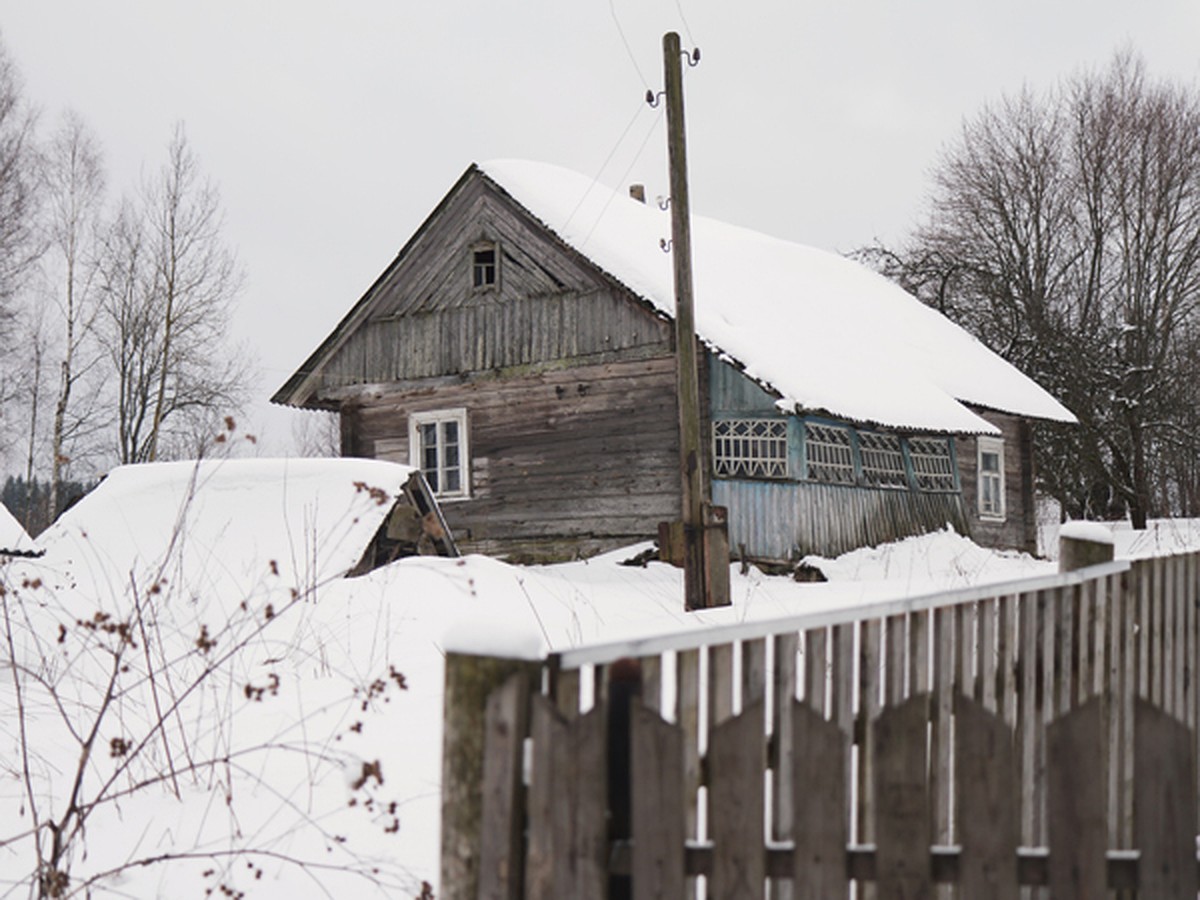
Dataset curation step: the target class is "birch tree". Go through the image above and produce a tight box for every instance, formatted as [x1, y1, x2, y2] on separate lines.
[97, 125, 249, 464]
[43, 111, 106, 516]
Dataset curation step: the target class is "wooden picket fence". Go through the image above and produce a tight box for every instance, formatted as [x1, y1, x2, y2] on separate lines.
[439, 548, 1200, 899]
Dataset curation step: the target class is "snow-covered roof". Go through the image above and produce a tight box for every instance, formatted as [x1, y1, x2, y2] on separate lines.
[0, 500, 39, 556]
[479, 160, 1076, 434]
[40, 457, 420, 596]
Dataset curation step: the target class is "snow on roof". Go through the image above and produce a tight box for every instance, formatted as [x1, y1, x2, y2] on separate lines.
[0, 500, 38, 555]
[39, 457, 417, 600]
[479, 159, 1076, 434]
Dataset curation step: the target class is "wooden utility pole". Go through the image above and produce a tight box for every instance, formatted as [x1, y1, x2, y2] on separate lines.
[662, 31, 729, 609]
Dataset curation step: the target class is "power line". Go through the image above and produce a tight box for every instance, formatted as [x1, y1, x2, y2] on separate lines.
[579, 105, 665, 251]
[608, 0, 650, 89]
[673, 0, 697, 47]
[562, 99, 649, 235]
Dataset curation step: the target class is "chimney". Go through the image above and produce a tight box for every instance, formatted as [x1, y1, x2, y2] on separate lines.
[628, 183, 646, 204]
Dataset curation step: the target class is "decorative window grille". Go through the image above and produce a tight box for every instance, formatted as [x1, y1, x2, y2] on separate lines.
[804, 423, 856, 485]
[712, 419, 788, 479]
[410, 408, 470, 498]
[978, 436, 1006, 519]
[859, 431, 908, 488]
[909, 436, 956, 492]
[472, 243, 498, 289]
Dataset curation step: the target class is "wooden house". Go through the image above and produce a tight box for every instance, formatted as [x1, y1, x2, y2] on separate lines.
[273, 160, 1075, 564]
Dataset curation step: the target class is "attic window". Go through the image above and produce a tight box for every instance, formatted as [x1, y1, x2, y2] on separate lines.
[909, 436, 957, 492]
[859, 432, 907, 489]
[712, 419, 788, 479]
[804, 423, 855, 485]
[472, 243, 498, 289]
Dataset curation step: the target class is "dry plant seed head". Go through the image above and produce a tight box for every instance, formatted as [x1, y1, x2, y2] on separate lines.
[195, 623, 216, 653]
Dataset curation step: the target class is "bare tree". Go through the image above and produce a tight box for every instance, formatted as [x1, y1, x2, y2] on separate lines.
[96, 125, 249, 464]
[869, 53, 1200, 527]
[0, 37, 42, 313]
[42, 111, 106, 517]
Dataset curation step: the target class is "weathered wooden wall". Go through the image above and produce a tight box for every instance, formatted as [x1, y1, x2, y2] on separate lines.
[715, 478, 970, 561]
[296, 173, 673, 400]
[955, 409, 1038, 553]
[343, 356, 683, 561]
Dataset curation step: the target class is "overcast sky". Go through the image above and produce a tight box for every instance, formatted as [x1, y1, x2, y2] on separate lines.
[1, 1, 1198, 453]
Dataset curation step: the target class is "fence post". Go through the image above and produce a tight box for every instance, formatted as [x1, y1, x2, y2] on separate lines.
[440, 652, 540, 900]
[1059, 522, 1114, 573]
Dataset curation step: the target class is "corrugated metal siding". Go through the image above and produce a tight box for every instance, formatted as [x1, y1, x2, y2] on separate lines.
[714, 478, 970, 562]
[709, 356, 780, 415]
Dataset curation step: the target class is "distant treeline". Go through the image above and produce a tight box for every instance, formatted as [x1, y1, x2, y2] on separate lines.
[2, 475, 98, 537]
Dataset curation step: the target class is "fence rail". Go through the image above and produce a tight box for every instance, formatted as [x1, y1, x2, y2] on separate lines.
[440, 545, 1200, 899]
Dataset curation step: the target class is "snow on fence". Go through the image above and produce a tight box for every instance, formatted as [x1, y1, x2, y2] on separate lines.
[440, 542, 1200, 899]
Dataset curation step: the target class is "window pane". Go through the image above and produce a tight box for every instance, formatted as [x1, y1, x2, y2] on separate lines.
[712, 418, 788, 479]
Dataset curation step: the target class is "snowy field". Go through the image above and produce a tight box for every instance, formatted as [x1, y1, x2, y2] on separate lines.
[0, 459, 1194, 897]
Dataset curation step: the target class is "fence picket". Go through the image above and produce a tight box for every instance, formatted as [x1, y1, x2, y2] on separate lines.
[478, 671, 530, 900]
[874, 695, 931, 900]
[1047, 697, 1106, 900]
[955, 695, 1018, 899]
[709, 700, 766, 899]
[1135, 699, 1198, 898]
[631, 704, 686, 900]
[791, 702, 849, 900]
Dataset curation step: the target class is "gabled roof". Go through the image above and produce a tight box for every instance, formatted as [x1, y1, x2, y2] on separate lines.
[275, 159, 1075, 435]
[477, 160, 1075, 434]
[0, 502, 40, 557]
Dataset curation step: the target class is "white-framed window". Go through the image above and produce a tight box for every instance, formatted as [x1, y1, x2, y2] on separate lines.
[909, 436, 957, 492]
[712, 419, 788, 479]
[977, 436, 1005, 519]
[409, 408, 469, 499]
[859, 431, 908, 489]
[804, 422, 856, 485]
[472, 242, 498, 290]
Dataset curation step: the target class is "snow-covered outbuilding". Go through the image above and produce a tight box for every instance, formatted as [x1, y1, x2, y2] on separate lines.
[273, 161, 1075, 563]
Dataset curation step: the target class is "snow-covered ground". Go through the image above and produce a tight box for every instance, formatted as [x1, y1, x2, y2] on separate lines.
[1, 459, 1195, 898]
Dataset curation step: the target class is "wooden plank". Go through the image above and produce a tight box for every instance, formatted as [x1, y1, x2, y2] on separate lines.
[886, 613, 906, 705]
[1077, 582, 1091, 705]
[1058, 585, 1074, 712]
[791, 702, 849, 900]
[1152, 557, 1164, 705]
[677, 648, 701, 845]
[858, 618, 882, 849]
[1046, 697, 1106, 900]
[708, 700, 766, 899]
[1120, 569, 1137, 849]
[931, 607, 954, 848]
[998, 595, 1017, 728]
[641, 655, 662, 714]
[555, 667, 580, 719]
[710, 642, 735, 727]
[804, 628, 827, 715]
[773, 632, 799, 844]
[478, 671, 531, 900]
[909, 608, 930, 697]
[1135, 698, 1198, 899]
[528, 700, 609, 900]
[955, 695, 1018, 899]
[831, 623, 855, 851]
[1017, 591, 1037, 847]
[1137, 559, 1151, 699]
[873, 694, 931, 900]
[980, 598, 997, 712]
[631, 704, 686, 900]
[743, 637, 768, 708]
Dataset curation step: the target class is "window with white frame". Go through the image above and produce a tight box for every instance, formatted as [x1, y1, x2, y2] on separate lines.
[977, 436, 1005, 519]
[712, 419, 788, 479]
[804, 422, 856, 485]
[859, 431, 908, 489]
[409, 408, 469, 498]
[908, 436, 956, 492]
[472, 242, 498, 290]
